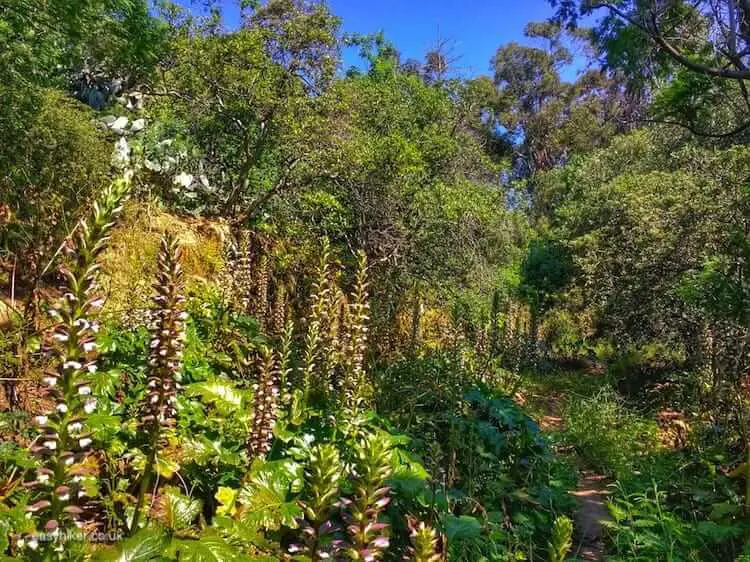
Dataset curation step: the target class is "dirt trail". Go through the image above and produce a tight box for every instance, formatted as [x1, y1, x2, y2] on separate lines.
[519, 381, 610, 561]
[570, 472, 610, 561]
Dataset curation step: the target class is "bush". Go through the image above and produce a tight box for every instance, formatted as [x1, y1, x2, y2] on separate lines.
[376, 355, 576, 560]
[0, 90, 111, 274]
[540, 308, 589, 361]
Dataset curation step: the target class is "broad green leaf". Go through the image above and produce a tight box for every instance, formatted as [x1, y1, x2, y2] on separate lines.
[155, 486, 202, 531]
[186, 379, 246, 416]
[169, 535, 240, 561]
[709, 502, 741, 521]
[181, 436, 242, 467]
[156, 455, 181, 478]
[92, 527, 169, 561]
[238, 470, 302, 531]
[444, 515, 481, 541]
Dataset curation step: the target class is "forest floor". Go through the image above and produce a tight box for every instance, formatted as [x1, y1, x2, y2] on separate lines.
[516, 366, 612, 561]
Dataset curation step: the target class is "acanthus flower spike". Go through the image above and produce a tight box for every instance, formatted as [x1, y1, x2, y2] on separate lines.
[24, 177, 130, 548]
[247, 346, 280, 461]
[131, 234, 187, 533]
[341, 433, 394, 561]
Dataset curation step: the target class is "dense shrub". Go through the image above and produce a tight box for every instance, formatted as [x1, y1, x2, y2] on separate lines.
[376, 355, 575, 560]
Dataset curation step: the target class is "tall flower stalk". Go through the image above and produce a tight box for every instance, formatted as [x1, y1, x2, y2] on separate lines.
[300, 240, 332, 401]
[24, 178, 130, 549]
[341, 251, 370, 411]
[341, 433, 393, 561]
[405, 518, 443, 562]
[230, 230, 254, 314]
[131, 235, 187, 533]
[290, 444, 343, 560]
[247, 346, 279, 461]
[271, 281, 288, 336]
[278, 318, 294, 405]
[254, 254, 270, 328]
[548, 515, 573, 562]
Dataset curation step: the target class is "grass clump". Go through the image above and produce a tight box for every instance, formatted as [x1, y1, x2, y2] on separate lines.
[563, 386, 661, 478]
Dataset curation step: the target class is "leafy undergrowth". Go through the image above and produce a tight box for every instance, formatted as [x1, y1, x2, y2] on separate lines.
[375, 355, 576, 560]
[0, 312, 577, 561]
[0, 215, 576, 561]
[520, 369, 750, 561]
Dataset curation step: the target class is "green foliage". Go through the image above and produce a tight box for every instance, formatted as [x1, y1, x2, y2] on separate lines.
[548, 515, 573, 562]
[0, 90, 111, 273]
[520, 237, 573, 313]
[604, 482, 745, 561]
[540, 308, 588, 360]
[237, 460, 303, 531]
[93, 526, 169, 562]
[0, 0, 165, 105]
[377, 355, 575, 559]
[563, 387, 660, 478]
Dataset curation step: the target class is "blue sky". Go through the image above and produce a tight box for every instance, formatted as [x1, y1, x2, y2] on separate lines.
[185, 1, 593, 81]
[328, 0, 573, 76]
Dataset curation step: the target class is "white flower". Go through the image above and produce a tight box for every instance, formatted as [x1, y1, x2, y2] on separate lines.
[87, 364, 97, 373]
[64, 456, 74, 466]
[42, 376, 57, 387]
[73, 319, 90, 329]
[88, 298, 104, 310]
[43, 440, 57, 450]
[78, 385, 91, 396]
[84, 399, 97, 414]
[63, 360, 82, 370]
[52, 333, 69, 342]
[173, 172, 194, 188]
[35, 415, 48, 426]
[58, 492, 70, 501]
[150, 338, 160, 348]
[69, 422, 83, 433]
[82, 342, 97, 353]
[56, 403, 68, 414]
[27, 538, 39, 551]
[79, 438, 92, 448]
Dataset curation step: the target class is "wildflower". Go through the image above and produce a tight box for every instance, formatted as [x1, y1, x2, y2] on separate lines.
[131, 235, 187, 532]
[84, 399, 97, 414]
[247, 347, 279, 461]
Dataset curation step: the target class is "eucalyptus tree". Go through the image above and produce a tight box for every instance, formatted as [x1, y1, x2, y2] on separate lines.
[492, 22, 631, 180]
[552, 0, 750, 137]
